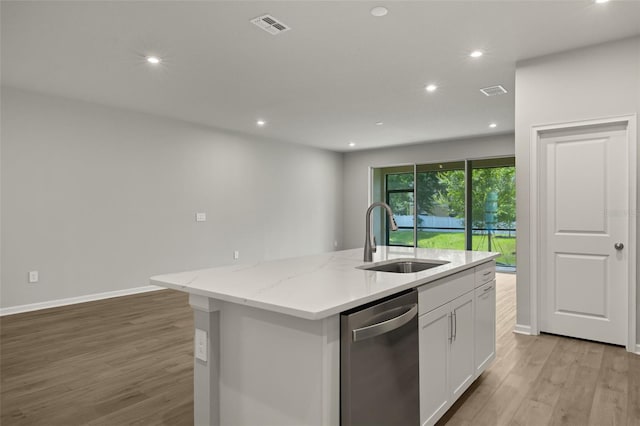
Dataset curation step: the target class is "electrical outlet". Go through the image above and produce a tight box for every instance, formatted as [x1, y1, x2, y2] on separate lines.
[28, 271, 39, 283]
[195, 328, 207, 362]
[196, 212, 206, 222]
[233, 250, 240, 260]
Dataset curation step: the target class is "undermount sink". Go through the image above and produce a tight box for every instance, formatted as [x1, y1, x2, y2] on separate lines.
[358, 258, 450, 274]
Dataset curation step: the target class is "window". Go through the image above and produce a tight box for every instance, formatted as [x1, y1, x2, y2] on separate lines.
[386, 172, 415, 247]
[469, 158, 516, 267]
[372, 157, 516, 269]
[415, 162, 465, 250]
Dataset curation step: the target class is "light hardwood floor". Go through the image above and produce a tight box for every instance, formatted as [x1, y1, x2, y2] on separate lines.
[439, 273, 640, 426]
[1, 291, 194, 425]
[1, 274, 638, 425]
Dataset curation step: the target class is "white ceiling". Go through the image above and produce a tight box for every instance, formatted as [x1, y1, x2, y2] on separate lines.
[2, 1, 640, 152]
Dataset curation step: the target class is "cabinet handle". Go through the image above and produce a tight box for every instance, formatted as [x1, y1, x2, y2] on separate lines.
[352, 304, 417, 342]
[482, 271, 492, 276]
[483, 286, 493, 292]
[448, 313, 453, 342]
[453, 311, 457, 341]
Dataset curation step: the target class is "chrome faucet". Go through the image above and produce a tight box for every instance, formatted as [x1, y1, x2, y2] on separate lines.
[364, 202, 398, 262]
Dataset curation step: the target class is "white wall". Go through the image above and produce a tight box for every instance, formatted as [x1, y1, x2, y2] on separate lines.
[0, 87, 343, 309]
[515, 37, 640, 341]
[342, 134, 515, 249]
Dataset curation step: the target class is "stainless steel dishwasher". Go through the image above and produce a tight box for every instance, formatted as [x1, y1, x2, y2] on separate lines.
[340, 289, 419, 426]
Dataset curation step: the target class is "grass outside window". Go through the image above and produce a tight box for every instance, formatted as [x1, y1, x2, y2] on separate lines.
[389, 229, 516, 267]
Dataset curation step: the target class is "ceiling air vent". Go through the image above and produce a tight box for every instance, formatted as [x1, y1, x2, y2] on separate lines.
[251, 14, 291, 35]
[480, 85, 508, 97]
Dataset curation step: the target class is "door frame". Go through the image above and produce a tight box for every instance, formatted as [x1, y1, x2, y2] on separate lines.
[529, 114, 637, 353]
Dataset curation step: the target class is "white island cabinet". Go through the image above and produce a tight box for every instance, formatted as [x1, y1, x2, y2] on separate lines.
[418, 261, 497, 426]
[474, 262, 497, 376]
[150, 247, 498, 426]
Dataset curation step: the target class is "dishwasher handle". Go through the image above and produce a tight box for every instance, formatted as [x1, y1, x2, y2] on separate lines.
[352, 304, 418, 342]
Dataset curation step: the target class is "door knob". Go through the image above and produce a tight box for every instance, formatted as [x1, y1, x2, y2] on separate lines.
[614, 242, 624, 251]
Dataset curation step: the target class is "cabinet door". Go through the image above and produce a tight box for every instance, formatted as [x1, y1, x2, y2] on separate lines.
[419, 304, 451, 426]
[449, 291, 475, 400]
[475, 280, 496, 375]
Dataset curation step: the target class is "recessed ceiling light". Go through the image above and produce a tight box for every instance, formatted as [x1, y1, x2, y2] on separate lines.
[489, 123, 497, 128]
[425, 84, 438, 92]
[370, 6, 388, 17]
[256, 119, 266, 127]
[349, 142, 356, 147]
[470, 50, 483, 58]
[375, 121, 384, 126]
[146, 56, 161, 65]
[595, 0, 609, 3]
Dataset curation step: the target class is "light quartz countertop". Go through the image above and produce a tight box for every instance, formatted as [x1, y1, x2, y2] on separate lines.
[150, 246, 499, 320]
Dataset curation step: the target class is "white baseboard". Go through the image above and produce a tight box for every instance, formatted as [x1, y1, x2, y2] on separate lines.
[0, 285, 163, 316]
[635, 344, 640, 355]
[513, 324, 534, 335]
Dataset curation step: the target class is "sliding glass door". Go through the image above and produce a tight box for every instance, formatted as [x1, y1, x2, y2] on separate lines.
[372, 166, 414, 247]
[414, 162, 465, 250]
[469, 158, 516, 267]
[373, 157, 516, 269]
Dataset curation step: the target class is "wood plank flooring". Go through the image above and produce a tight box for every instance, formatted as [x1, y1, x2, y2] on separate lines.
[1, 291, 194, 425]
[1, 274, 638, 425]
[438, 273, 640, 426]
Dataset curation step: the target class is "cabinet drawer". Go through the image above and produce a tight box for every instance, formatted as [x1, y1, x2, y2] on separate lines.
[475, 261, 495, 288]
[418, 269, 474, 315]
[475, 280, 495, 299]
[474, 279, 496, 376]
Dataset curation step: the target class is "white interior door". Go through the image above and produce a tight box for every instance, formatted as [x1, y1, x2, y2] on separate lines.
[539, 122, 629, 345]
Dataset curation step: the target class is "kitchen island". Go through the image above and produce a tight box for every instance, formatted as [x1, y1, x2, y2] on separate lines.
[151, 246, 499, 426]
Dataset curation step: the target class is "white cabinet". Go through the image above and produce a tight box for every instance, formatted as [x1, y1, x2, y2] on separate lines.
[449, 291, 475, 400]
[474, 280, 496, 376]
[419, 291, 475, 426]
[418, 261, 496, 426]
[418, 271, 475, 426]
[419, 303, 451, 426]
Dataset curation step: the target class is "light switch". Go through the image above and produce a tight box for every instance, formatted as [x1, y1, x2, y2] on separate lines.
[195, 328, 207, 362]
[28, 271, 39, 283]
[196, 212, 206, 222]
[233, 250, 240, 260]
